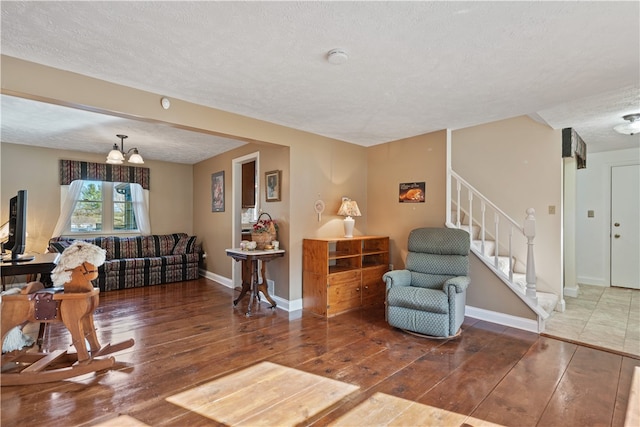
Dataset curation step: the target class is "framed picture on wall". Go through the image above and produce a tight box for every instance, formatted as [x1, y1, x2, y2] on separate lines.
[399, 182, 425, 203]
[211, 171, 225, 212]
[265, 170, 281, 202]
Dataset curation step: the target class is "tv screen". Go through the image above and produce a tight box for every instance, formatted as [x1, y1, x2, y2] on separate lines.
[2, 189, 33, 262]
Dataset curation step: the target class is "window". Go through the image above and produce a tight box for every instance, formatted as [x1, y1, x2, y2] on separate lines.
[69, 181, 138, 233]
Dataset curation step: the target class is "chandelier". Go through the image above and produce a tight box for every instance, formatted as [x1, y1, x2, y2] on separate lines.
[106, 134, 144, 165]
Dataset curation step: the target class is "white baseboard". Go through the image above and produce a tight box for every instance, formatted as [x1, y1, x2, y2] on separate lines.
[198, 269, 302, 313]
[199, 269, 232, 288]
[577, 276, 608, 286]
[564, 285, 579, 298]
[466, 305, 539, 333]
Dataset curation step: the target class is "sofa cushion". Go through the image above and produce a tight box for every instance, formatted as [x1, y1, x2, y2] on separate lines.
[104, 236, 144, 260]
[49, 236, 110, 254]
[141, 233, 186, 257]
[173, 235, 197, 255]
[49, 239, 75, 254]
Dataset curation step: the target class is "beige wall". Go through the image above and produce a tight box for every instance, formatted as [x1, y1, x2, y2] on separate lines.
[367, 131, 448, 269]
[467, 254, 537, 320]
[452, 115, 563, 300]
[287, 139, 369, 302]
[193, 142, 292, 299]
[0, 142, 193, 253]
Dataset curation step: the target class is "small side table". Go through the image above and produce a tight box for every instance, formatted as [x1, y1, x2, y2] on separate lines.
[225, 248, 285, 316]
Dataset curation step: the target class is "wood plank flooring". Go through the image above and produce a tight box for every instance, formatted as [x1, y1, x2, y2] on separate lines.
[1, 278, 638, 427]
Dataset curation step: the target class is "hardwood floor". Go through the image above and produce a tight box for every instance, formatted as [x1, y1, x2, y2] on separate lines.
[2, 278, 638, 427]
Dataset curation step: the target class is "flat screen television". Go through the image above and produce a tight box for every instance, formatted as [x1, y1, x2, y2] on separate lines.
[2, 189, 34, 262]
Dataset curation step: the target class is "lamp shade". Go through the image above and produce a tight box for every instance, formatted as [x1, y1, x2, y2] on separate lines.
[128, 149, 145, 164]
[337, 199, 360, 238]
[337, 200, 361, 217]
[106, 144, 125, 164]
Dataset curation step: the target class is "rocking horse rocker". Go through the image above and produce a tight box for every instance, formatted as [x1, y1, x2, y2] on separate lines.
[1, 241, 134, 386]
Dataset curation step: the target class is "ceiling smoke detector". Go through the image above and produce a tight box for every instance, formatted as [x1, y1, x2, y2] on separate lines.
[327, 49, 348, 65]
[614, 113, 640, 135]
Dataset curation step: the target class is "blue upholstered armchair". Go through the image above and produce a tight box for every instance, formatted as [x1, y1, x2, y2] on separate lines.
[383, 227, 471, 338]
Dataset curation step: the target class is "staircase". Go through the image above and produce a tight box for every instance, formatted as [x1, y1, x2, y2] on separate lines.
[448, 170, 559, 331]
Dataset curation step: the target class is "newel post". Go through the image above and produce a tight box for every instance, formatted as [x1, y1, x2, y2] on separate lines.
[523, 208, 538, 304]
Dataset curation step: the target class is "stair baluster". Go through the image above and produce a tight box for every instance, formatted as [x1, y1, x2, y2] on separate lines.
[480, 201, 486, 256]
[524, 208, 538, 304]
[456, 181, 462, 228]
[494, 213, 500, 270]
[508, 225, 514, 282]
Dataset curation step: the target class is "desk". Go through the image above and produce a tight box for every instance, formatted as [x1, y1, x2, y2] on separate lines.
[1, 253, 59, 291]
[1, 253, 60, 348]
[225, 248, 284, 316]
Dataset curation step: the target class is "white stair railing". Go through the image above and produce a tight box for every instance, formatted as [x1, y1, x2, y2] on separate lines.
[447, 170, 537, 303]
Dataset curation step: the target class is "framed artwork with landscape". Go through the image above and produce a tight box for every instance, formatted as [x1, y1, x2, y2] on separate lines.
[265, 170, 281, 202]
[211, 171, 225, 212]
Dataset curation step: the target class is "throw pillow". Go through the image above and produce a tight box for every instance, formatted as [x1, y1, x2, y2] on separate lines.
[173, 235, 197, 255]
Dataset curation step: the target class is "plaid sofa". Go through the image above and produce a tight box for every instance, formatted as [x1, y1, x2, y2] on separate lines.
[48, 233, 200, 292]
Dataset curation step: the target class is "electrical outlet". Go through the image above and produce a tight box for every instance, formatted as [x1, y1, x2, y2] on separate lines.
[587, 210, 595, 218]
[548, 205, 556, 215]
[388, 264, 394, 271]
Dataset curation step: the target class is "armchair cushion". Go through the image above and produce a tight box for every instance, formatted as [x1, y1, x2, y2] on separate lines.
[386, 286, 448, 314]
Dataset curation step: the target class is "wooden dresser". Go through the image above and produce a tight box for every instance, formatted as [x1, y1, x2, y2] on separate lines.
[303, 236, 389, 317]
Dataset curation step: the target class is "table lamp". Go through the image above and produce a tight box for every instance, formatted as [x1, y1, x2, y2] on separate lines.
[337, 199, 361, 238]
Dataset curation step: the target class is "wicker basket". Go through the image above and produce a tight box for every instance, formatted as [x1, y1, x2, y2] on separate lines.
[251, 213, 277, 249]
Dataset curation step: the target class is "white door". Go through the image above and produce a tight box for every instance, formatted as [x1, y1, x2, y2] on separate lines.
[611, 164, 640, 289]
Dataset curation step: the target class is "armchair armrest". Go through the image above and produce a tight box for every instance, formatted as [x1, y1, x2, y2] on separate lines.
[383, 270, 412, 291]
[443, 276, 470, 296]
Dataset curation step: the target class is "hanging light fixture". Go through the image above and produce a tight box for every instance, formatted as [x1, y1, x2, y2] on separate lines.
[106, 134, 144, 164]
[613, 113, 640, 135]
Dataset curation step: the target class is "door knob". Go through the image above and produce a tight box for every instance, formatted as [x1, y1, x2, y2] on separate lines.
[614, 234, 621, 238]
[614, 222, 620, 227]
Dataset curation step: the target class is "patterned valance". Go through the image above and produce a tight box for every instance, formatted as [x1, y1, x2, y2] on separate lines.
[59, 160, 150, 189]
[561, 128, 587, 170]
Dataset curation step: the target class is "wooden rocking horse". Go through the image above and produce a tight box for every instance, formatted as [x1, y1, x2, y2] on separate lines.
[1, 241, 134, 386]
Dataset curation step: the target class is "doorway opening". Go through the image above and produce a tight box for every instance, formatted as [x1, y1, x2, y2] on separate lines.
[231, 151, 260, 288]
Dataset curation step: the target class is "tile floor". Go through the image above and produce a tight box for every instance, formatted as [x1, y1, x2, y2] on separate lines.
[545, 284, 640, 357]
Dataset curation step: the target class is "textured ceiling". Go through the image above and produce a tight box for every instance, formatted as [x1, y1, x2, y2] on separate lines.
[1, 1, 639, 164]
